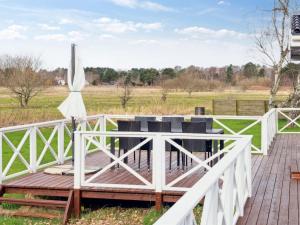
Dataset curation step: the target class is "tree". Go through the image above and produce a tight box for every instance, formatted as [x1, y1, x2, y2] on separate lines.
[243, 62, 258, 78]
[140, 68, 159, 85]
[226, 64, 233, 83]
[256, 0, 290, 107]
[118, 75, 132, 110]
[258, 67, 266, 77]
[0, 55, 45, 107]
[161, 68, 176, 79]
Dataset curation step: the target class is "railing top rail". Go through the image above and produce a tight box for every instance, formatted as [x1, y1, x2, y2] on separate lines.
[0, 112, 263, 133]
[154, 137, 251, 225]
[276, 108, 300, 111]
[77, 131, 252, 141]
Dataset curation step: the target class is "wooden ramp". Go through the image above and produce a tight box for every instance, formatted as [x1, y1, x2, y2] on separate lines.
[238, 134, 300, 225]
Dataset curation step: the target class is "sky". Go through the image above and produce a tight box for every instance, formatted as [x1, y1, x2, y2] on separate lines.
[0, 0, 277, 69]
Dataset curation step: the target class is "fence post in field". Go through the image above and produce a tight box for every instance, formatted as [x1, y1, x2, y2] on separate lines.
[30, 126, 37, 173]
[100, 115, 106, 149]
[58, 122, 65, 164]
[236, 100, 239, 115]
[212, 100, 215, 115]
[261, 114, 268, 155]
[152, 134, 165, 211]
[0, 132, 2, 184]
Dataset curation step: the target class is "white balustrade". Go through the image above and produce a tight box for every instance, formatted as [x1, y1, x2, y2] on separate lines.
[154, 136, 252, 225]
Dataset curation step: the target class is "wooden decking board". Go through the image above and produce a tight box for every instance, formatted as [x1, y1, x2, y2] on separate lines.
[238, 135, 283, 225]
[243, 134, 283, 225]
[4, 134, 300, 225]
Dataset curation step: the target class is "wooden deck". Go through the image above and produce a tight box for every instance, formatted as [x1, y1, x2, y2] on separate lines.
[238, 134, 300, 225]
[2, 150, 208, 203]
[2, 134, 300, 224]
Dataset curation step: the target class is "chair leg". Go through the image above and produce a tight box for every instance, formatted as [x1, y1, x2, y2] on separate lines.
[118, 149, 121, 168]
[177, 150, 180, 167]
[134, 151, 136, 162]
[181, 152, 185, 170]
[169, 150, 172, 171]
[138, 149, 142, 170]
[190, 151, 193, 165]
[147, 149, 151, 171]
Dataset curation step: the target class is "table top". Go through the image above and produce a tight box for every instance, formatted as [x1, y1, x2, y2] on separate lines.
[112, 128, 224, 134]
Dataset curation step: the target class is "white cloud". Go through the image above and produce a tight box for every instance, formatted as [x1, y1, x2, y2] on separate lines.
[93, 17, 162, 33]
[130, 39, 159, 45]
[0, 25, 27, 40]
[98, 34, 116, 40]
[175, 26, 249, 40]
[59, 18, 73, 25]
[217, 1, 230, 6]
[34, 34, 67, 41]
[109, 0, 174, 11]
[38, 23, 60, 31]
[68, 31, 88, 41]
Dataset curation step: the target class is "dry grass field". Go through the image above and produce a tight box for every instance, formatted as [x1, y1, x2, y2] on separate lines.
[0, 86, 290, 127]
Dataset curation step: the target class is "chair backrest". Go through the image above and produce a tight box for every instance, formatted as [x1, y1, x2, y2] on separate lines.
[148, 121, 171, 133]
[117, 120, 141, 150]
[135, 116, 157, 131]
[118, 120, 141, 132]
[162, 117, 184, 131]
[191, 117, 213, 130]
[182, 122, 207, 152]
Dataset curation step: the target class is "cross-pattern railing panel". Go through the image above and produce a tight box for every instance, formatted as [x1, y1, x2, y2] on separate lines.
[154, 137, 252, 225]
[276, 108, 300, 133]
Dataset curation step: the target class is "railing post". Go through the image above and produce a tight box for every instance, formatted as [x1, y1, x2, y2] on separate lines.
[74, 132, 82, 189]
[0, 132, 3, 184]
[261, 115, 268, 156]
[30, 126, 37, 173]
[152, 134, 165, 211]
[58, 122, 65, 164]
[100, 115, 106, 149]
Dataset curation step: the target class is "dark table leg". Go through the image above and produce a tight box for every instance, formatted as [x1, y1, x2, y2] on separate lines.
[110, 137, 116, 169]
[213, 139, 219, 166]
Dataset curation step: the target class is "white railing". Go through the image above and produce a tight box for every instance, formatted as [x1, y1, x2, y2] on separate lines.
[0, 110, 278, 183]
[276, 108, 300, 133]
[261, 108, 277, 155]
[105, 114, 264, 154]
[154, 136, 252, 225]
[74, 131, 250, 193]
[0, 116, 106, 183]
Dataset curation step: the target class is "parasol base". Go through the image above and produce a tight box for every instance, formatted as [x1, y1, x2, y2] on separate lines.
[44, 165, 101, 175]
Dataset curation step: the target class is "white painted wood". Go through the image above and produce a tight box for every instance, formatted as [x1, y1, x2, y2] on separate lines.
[29, 126, 37, 172]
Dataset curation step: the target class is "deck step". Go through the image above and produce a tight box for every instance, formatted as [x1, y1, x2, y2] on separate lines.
[0, 197, 67, 208]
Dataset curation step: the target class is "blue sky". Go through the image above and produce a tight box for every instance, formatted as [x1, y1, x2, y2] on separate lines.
[0, 0, 276, 69]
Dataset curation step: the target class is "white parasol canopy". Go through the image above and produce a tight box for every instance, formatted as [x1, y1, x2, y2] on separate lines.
[58, 45, 87, 120]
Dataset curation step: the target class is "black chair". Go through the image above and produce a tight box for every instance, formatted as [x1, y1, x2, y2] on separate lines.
[191, 117, 213, 130]
[162, 117, 185, 168]
[135, 116, 157, 131]
[117, 120, 141, 166]
[191, 117, 213, 157]
[147, 121, 172, 170]
[182, 122, 212, 168]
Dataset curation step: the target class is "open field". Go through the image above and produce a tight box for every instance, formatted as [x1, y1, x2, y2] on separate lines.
[0, 86, 290, 127]
[0, 86, 294, 225]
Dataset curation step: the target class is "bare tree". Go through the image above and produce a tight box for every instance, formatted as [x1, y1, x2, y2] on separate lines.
[118, 76, 132, 110]
[0, 55, 45, 107]
[256, 0, 290, 107]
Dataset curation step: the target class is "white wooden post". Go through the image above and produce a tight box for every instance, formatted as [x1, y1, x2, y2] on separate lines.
[74, 132, 81, 189]
[152, 135, 165, 193]
[261, 115, 268, 156]
[100, 115, 106, 149]
[30, 126, 37, 173]
[275, 108, 279, 133]
[0, 132, 3, 184]
[58, 122, 65, 164]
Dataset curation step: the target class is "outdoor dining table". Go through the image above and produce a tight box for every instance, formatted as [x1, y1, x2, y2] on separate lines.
[110, 127, 224, 166]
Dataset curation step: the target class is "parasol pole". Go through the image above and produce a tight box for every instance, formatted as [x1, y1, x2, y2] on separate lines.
[71, 43, 76, 165]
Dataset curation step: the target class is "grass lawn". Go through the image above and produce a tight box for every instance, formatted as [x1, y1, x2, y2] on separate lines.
[0, 87, 296, 224]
